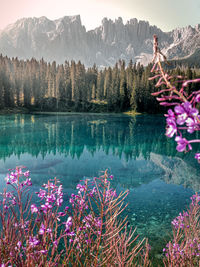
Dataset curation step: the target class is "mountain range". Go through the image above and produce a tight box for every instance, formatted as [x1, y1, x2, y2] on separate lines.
[0, 15, 200, 67]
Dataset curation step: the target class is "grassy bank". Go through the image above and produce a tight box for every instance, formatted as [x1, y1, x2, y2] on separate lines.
[0, 107, 30, 115]
[0, 105, 142, 116]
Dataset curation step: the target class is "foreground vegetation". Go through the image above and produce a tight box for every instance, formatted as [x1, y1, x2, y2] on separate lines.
[0, 168, 151, 266]
[1, 167, 200, 266]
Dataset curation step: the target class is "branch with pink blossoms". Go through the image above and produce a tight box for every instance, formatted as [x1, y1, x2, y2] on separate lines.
[150, 35, 200, 163]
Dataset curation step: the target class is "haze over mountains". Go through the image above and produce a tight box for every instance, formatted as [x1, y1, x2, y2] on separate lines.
[0, 15, 200, 67]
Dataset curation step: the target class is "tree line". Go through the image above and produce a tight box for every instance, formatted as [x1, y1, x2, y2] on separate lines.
[0, 54, 200, 113]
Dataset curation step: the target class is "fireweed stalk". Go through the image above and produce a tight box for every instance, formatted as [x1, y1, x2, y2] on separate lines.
[0, 167, 150, 266]
[163, 193, 200, 266]
[150, 35, 200, 163]
[150, 35, 200, 266]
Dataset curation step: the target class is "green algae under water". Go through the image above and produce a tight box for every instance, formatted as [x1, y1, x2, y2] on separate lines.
[0, 113, 199, 263]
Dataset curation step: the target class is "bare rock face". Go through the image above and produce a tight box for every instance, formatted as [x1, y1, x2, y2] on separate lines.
[0, 15, 199, 67]
[163, 26, 200, 60]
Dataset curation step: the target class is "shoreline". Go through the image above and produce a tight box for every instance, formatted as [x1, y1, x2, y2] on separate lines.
[0, 108, 142, 116]
[0, 107, 30, 115]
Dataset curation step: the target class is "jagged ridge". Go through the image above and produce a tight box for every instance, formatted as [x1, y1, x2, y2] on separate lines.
[0, 15, 199, 67]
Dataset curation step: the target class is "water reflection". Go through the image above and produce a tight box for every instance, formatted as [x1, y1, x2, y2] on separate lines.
[0, 113, 199, 190]
[0, 113, 173, 159]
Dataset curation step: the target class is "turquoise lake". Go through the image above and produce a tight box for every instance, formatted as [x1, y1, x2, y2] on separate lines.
[0, 113, 199, 256]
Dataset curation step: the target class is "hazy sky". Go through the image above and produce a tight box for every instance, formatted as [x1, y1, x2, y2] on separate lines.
[0, 0, 200, 31]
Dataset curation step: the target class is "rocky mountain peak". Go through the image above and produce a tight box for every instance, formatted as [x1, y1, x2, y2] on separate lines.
[0, 15, 199, 67]
[56, 15, 82, 25]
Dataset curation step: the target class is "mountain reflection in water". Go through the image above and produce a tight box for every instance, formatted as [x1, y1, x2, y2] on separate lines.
[0, 113, 199, 189]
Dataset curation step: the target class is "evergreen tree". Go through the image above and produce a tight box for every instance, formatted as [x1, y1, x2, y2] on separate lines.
[0, 54, 199, 113]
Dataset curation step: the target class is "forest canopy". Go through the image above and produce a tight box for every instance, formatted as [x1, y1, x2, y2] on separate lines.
[0, 55, 199, 113]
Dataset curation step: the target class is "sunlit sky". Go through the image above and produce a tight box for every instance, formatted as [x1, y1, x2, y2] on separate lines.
[0, 0, 200, 32]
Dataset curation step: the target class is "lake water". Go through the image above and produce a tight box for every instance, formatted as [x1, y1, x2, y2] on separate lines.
[0, 113, 199, 258]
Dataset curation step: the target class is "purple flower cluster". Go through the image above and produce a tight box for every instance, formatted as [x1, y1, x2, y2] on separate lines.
[34, 180, 64, 214]
[105, 188, 117, 203]
[164, 238, 200, 263]
[69, 192, 88, 211]
[83, 214, 102, 230]
[163, 193, 200, 265]
[5, 167, 32, 187]
[165, 101, 200, 153]
[38, 223, 52, 235]
[31, 204, 38, 213]
[175, 102, 199, 127]
[165, 102, 200, 153]
[171, 211, 189, 229]
[190, 193, 200, 206]
[163, 242, 184, 258]
[64, 216, 73, 232]
[0, 191, 17, 211]
[151, 35, 200, 162]
[29, 236, 40, 248]
[195, 153, 200, 163]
